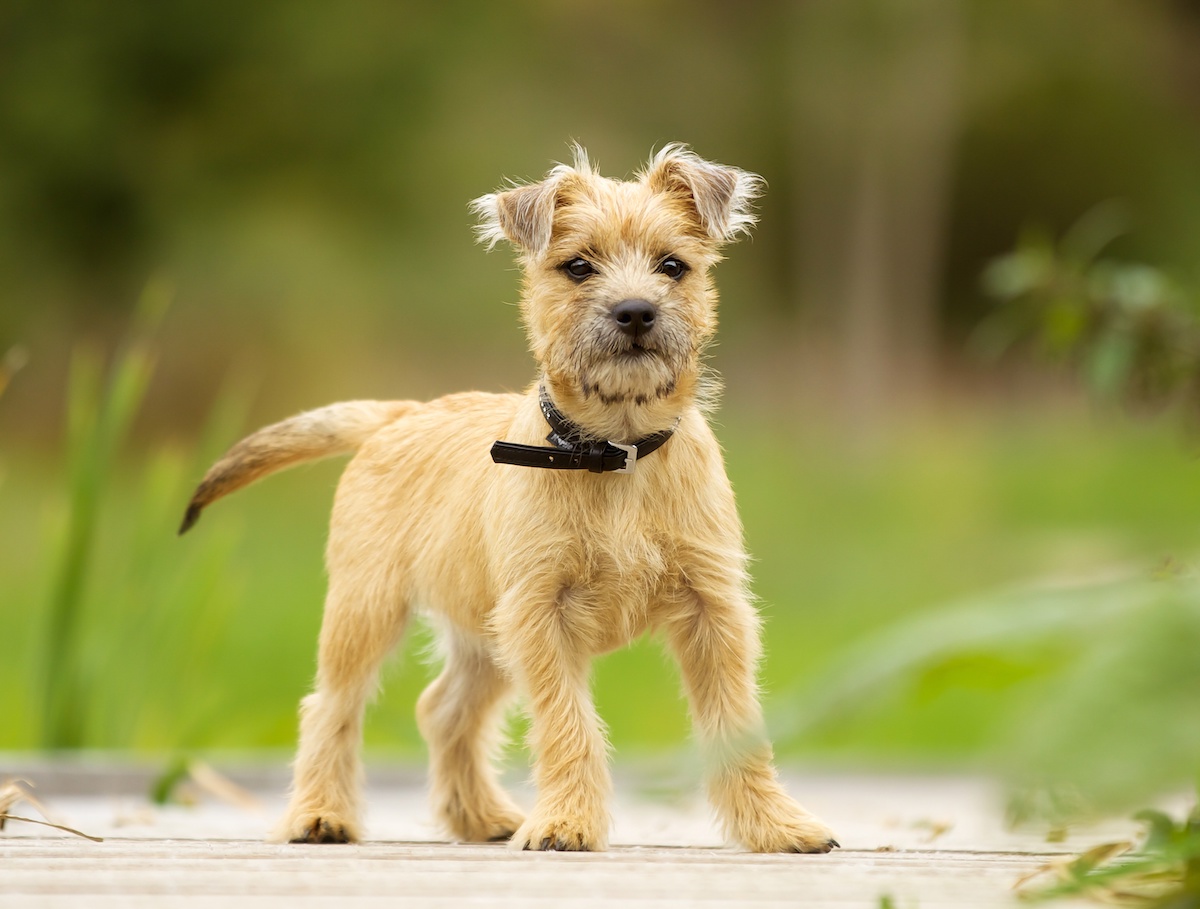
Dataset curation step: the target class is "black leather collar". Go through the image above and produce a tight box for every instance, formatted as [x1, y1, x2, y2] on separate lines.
[490, 388, 676, 474]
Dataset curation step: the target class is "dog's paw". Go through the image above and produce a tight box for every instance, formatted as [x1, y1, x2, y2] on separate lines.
[509, 811, 607, 852]
[739, 809, 839, 854]
[275, 812, 360, 845]
[447, 804, 525, 844]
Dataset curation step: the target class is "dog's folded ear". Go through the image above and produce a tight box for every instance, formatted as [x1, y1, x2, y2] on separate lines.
[471, 146, 595, 255]
[643, 144, 764, 243]
[471, 176, 561, 255]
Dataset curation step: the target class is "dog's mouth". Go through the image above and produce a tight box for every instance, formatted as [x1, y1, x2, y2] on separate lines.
[614, 333, 672, 362]
[615, 339, 659, 361]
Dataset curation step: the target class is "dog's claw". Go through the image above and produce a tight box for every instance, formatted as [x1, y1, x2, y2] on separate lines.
[786, 839, 837, 854]
[516, 828, 595, 852]
[288, 818, 352, 844]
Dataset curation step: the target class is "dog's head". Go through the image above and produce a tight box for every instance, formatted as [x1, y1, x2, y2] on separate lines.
[472, 144, 762, 438]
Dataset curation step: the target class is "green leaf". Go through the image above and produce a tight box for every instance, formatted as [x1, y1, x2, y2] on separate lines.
[1059, 199, 1128, 266]
[151, 757, 192, 806]
[981, 248, 1053, 300]
[1084, 329, 1136, 399]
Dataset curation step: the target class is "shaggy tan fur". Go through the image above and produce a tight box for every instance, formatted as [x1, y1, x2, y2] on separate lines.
[182, 144, 837, 854]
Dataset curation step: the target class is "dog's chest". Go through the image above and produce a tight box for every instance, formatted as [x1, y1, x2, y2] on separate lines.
[539, 480, 678, 649]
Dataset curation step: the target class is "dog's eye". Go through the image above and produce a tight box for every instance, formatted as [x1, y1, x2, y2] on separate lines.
[656, 257, 689, 280]
[563, 258, 596, 281]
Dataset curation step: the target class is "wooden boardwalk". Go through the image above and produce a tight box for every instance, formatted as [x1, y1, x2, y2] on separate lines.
[1, 762, 1134, 907]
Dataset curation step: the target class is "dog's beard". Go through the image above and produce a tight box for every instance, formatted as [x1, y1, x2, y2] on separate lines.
[569, 326, 691, 407]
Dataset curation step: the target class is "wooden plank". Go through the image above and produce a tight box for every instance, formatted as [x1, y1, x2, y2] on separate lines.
[0, 768, 1136, 907]
[1, 839, 1075, 908]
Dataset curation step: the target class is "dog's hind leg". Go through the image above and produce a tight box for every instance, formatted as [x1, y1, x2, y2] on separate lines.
[416, 630, 524, 842]
[273, 573, 409, 844]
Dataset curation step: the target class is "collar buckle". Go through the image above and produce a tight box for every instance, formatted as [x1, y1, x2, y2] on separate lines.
[609, 441, 638, 475]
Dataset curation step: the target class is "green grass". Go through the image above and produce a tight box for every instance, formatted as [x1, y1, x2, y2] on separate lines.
[3, 395, 1197, 767]
[739, 410, 1200, 766]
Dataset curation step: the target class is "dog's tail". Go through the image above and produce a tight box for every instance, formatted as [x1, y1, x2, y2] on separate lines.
[178, 400, 416, 535]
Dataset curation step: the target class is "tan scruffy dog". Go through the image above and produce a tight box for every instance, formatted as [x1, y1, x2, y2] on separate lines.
[180, 144, 838, 854]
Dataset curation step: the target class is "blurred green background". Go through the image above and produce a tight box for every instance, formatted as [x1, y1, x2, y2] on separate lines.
[3, 0, 1200, 813]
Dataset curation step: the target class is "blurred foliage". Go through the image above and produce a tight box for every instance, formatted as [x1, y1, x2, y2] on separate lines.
[772, 567, 1200, 819]
[769, 225, 1200, 817]
[20, 303, 257, 750]
[0, 348, 27, 401]
[4, 0, 1200, 435]
[979, 205, 1200, 422]
[41, 281, 164, 747]
[1017, 810, 1200, 907]
[981, 222, 1200, 905]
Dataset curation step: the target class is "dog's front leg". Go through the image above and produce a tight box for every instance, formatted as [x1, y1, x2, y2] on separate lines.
[493, 583, 612, 852]
[664, 575, 838, 853]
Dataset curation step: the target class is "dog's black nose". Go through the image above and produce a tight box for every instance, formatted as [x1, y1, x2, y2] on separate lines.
[612, 299, 657, 338]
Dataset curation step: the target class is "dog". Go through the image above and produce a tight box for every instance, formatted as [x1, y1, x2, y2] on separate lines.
[180, 144, 838, 854]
